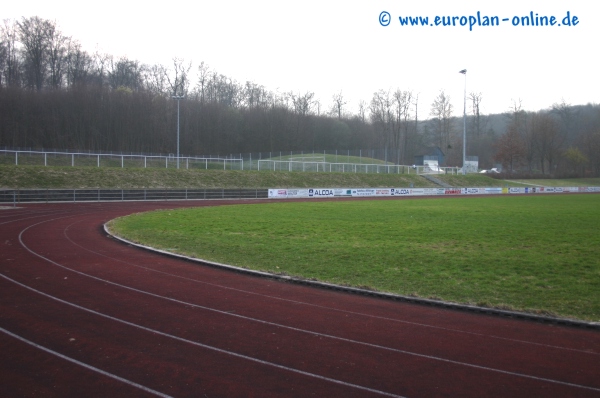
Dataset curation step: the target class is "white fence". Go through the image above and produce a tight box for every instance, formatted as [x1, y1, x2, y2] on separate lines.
[0, 150, 243, 170]
[257, 159, 460, 175]
[2, 149, 462, 175]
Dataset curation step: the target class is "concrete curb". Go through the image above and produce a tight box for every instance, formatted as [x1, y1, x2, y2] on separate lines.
[104, 223, 600, 331]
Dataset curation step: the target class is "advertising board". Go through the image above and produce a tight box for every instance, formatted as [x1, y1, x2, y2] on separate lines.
[268, 186, 600, 199]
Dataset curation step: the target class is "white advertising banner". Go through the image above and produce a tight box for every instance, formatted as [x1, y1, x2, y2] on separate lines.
[268, 186, 600, 199]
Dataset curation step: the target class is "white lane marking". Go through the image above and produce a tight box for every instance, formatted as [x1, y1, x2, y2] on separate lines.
[0, 326, 173, 398]
[69, 219, 599, 357]
[0, 273, 407, 398]
[0, 210, 75, 226]
[14, 219, 600, 393]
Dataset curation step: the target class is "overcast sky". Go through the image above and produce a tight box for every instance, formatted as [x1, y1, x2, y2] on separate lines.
[5, 0, 598, 117]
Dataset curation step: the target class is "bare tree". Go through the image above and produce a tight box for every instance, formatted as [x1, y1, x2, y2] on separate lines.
[290, 91, 315, 148]
[469, 92, 483, 138]
[46, 22, 68, 88]
[582, 130, 600, 176]
[65, 40, 93, 87]
[93, 49, 110, 86]
[143, 63, 168, 95]
[429, 90, 453, 150]
[551, 99, 578, 144]
[331, 91, 346, 119]
[357, 99, 367, 123]
[494, 123, 525, 173]
[194, 61, 210, 104]
[504, 99, 534, 170]
[165, 57, 192, 97]
[1, 19, 21, 87]
[107, 56, 144, 91]
[530, 112, 564, 174]
[291, 91, 315, 117]
[204, 72, 241, 107]
[18, 16, 55, 90]
[393, 89, 414, 163]
[369, 89, 393, 150]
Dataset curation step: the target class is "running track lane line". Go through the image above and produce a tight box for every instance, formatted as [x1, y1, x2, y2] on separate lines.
[0, 273, 407, 398]
[16, 217, 600, 394]
[63, 218, 599, 357]
[0, 326, 173, 398]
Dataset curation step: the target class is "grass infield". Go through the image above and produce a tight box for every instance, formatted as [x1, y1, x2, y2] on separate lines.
[109, 195, 600, 321]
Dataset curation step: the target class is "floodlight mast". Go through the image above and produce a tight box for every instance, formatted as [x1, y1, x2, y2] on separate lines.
[459, 69, 467, 175]
[172, 95, 184, 169]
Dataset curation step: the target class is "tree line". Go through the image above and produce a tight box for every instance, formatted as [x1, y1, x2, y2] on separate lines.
[1, 16, 599, 176]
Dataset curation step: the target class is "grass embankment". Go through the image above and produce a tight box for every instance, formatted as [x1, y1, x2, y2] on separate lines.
[109, 195, 600, 322]
[0, 165, 520, 189]
[3, 165, 599, 189]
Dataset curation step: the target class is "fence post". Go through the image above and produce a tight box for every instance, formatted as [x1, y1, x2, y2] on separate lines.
[72, 154, 74, 167]
[45, 153, 47, 166]
[97, 155, 100, 167]
[121, 156, 124, 168]
[15, 152, 18, 165]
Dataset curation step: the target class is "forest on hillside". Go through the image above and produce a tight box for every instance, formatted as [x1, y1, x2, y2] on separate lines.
[1, 17, 599, 175]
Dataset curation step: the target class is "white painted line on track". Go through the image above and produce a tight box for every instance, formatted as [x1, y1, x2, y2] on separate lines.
[0, 209, 75, 225]
[0, 273, 406, 398]
[65, 219, 599, 357]
[13, 217, 600, 393]
[0, 326, 174, 398]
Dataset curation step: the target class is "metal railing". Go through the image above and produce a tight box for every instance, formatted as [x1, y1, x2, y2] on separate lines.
[1, 148, 460, 175]
[0, 189, 268, 204]
[0, 150, 243, 170]
[257, 159, 459, 175]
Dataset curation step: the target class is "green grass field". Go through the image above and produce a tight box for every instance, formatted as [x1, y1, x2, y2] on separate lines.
[108, 194, 600, 322]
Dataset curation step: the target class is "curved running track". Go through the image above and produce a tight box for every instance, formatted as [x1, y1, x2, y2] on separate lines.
[1, 200, 599, 398]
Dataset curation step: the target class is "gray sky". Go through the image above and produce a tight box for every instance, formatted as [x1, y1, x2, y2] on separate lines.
[5, 0, 598, 117]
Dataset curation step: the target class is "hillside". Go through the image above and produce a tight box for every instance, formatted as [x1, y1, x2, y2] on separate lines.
[1, 165, 515, 189]
[4, 165, 599, 190]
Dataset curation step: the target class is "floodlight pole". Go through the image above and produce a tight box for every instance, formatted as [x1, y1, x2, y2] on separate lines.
[172, 95, 184, 169]
[459, 69, 467, 175]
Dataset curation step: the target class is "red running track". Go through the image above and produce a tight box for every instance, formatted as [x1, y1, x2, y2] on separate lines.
[1, 200, 599, 398]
